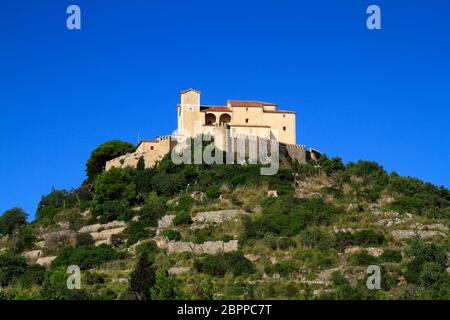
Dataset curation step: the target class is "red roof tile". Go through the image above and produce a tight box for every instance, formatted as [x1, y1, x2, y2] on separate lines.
[228, 100, 277, 107]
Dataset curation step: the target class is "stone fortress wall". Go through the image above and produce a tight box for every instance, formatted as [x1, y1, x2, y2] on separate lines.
[105, 135, 176, 170]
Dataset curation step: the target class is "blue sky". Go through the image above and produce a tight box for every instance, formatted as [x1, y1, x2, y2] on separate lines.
[1, 0, 449, 220]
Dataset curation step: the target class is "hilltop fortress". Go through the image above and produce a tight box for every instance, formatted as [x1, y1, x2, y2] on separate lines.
[105, 89, 320, 170]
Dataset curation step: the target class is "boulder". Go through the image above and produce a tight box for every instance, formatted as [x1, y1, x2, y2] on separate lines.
[36, 256, 57, 267]
[158, 215, 176, 229]
[23, 250, 43, 264]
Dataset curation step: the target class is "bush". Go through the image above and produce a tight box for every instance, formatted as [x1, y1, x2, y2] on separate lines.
[205, 185, 221, 199]
[75, 233, 95, 247]
[352, 230, 385, 247]
[379, 249, 402, 263]
[51, 245, 124, 270]
[0, 208, 28, 236]
[265, 260, 300, 277]
[135, 241, 159, 257]
[173, 212, 192, 226]
[347, 251, 379, 266]
[84, 272, 106, 286]
[243, 197, 343, 239]
[19, 264, 47, 287]
[404, 240, 448, 286]
[86, 140, 135, 182]
[300, 228, 335, 250]
[334, 232, 355, 252]
[139, 193, 167, 227]
[125, 221, 155, 246]
[150, 269, 184, 300]
[161, 229, 181, 241]
[92, 168, 137, 218]
[194, 252, 255, 277]
[0, 253, 27, 286]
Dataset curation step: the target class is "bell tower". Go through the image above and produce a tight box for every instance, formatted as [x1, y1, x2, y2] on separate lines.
[178, 89, 202, 137]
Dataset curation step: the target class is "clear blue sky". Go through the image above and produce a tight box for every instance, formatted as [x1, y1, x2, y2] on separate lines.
[1, 0, 449, 220]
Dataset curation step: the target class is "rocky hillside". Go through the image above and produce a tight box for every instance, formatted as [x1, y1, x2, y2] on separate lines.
[0, 141, 449, 300]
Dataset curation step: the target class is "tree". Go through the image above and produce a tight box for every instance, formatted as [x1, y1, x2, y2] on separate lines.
[150, 269, 184, 300]
[0, 253, 28, 286]
[128, 250, 156, 299]
[86, 140, 135, 182]
[0, 208, 28, 236]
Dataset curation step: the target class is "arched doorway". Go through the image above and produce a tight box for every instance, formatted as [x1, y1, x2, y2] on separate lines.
[219, 113, 231, 125]
[205, 113, 216, 125]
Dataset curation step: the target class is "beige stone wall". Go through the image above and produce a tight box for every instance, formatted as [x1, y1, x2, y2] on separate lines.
[262, 112, 296, 145]
[105, 136, 175, 170]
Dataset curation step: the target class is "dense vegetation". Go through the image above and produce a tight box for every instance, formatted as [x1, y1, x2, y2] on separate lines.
[0, 138, 448, 300]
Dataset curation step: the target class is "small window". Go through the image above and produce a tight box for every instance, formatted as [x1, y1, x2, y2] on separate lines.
[246, 107, 249, 111]
[245, 118, 249, 123]
[150, 146, 154, 150]
[283, 114, 286, 118]
[283, 126, 286, 131]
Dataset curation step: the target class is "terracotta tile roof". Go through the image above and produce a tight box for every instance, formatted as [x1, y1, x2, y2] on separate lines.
[180, 88, 201, 94]
[264, 109, 296, 114]
[200, 105, 231, 112]
[228, 100, 277, 107]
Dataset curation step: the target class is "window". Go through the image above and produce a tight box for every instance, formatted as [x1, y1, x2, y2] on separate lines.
[283, 114, 285, 118]
[246, 107, 248, 111]
[150, 146, 154, 150]
[245, 118, 249, 123]
[283, 126, 286, 131]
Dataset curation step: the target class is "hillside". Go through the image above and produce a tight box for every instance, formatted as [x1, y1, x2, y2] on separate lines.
[0, 141, 449, 300]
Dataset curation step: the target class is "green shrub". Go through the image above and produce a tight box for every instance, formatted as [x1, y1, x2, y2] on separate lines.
[347, 251, 378, 266]
[379, 249, 402, 263]
[352, 230, 385, 247]
[300, 228, 335, 250]
[135, 240, 159, 257]
[19, 264, 47, 287]
[334, 232, 355, 252]
[265, 260, 300, 277]
[0, 207, 28, 236]
[161, 229, 181, 241]
[243, 197, 343, 239]
[149, 269, 185, 300]
[51, 245, 124, 270]
[404, 240, 448, 286]
[173, 212, 192, 225]
[125, 221, 155, 246]
[139, 193, 167, 227]
[194, 252, 255, 277]
[84, 272, 106, 286]
[205, 185, 221, 199]
[92, 168, 137, 218]
[0, 253, 27, 286]
[75, 233, 95, 247]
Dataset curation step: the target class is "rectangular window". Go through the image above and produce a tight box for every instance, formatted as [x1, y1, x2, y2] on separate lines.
[245, 118, 249, 123]
[283, 126, 286, 131]
[150, 146, 154, 150]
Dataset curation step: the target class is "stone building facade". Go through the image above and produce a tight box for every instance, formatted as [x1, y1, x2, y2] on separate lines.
[105, 89, 319, 170]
